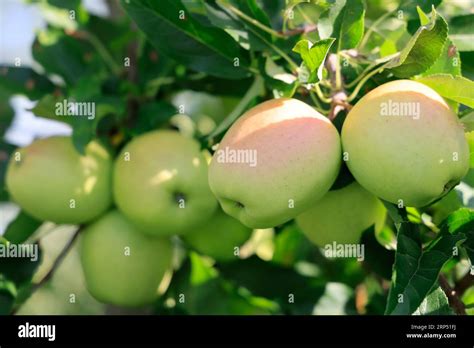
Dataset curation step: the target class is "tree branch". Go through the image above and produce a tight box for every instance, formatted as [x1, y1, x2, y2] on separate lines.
[439, 274, 467, 315]
[11, 227, 82, 315]
[454, 272, 474, 296]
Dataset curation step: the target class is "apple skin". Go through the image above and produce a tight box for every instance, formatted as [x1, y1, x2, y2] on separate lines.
[208, 98, 341, 229]
[183, 209, 252, 262]
[6, 136, 112, 224]
[113, 130, 217, 236]
[295, 181, 386, 246]
[342, 80, 469, 207]
[80, 210, 173, 308]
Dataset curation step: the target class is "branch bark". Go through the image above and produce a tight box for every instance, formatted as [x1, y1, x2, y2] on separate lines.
[454, 272, 474, 296]
[439, 274, 467, 315]
[11, 227, 82, 315]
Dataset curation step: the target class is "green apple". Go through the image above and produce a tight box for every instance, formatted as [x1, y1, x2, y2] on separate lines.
[208, 98, 341, 228]
[170, 90, 239, 123]
[342, 80, 469, 207]
[170, 90, 239, 135]
[113, 130, 217, 236]
[183, 209, 252, 262]
[80, 210, 173, 307]
[295, 181, 386, 246]
[6, 136, 112, 224]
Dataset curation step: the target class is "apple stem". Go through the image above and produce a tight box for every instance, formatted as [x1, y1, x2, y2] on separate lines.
[325, 53, 350, 120]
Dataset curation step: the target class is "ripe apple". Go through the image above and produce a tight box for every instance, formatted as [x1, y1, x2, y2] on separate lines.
[6, 136, 112, 224]
[80, 210, 173, 307]
[342, 80, 469, 207]
[113, 130, 217, 236]
[295, 181, 386, 246]
[183, 209, 252, 262]
[208, 98, 341, 228]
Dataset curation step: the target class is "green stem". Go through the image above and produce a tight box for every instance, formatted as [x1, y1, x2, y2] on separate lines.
[347, 67, 384, 102]
[313, 84, 332, 104]
[205, 76, 264, 141]
[309, 91, 330, 114]
[334, 53, 342, 91]
[217, 0, 286, 39]
[85, 32, 122, 75]
[216, 0, 299, 71]
[358, 10, 396, 51]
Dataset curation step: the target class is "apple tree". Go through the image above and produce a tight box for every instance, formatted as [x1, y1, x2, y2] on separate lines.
[0, 0, 474, 315]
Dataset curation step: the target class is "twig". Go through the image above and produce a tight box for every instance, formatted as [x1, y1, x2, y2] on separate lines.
[439, 274, 467, 315]
[278, 24, 318, 37]
[454, 272, 474, 296]
[11, 228, 82, 315]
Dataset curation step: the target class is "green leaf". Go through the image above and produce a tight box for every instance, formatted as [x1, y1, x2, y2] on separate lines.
[416, 6, 430, 26]
[272, 224, 313, 267]
[461, 111, 474, 132]
[448, 209, 474, 263]
[121, 0, 250, 79]
[413, 286, 453, 315]
[415, 74, 474, 108]
[0, 66, 55, 100]
[292, 38, 335, 83]
[131, 101, 177, 136]
[219, 256, 326, 314]
[384, 8, 447, 78]
[0, 242, 43, 286]
[384, 208, 474, 315]
[382, 201, 409, 225]
[421, 39, 461, 77]
[0, 141, 15, 201]
[385, 221, 464, 314]
[205, 76, 264, 142]
[449, 14, 474, 52]
[360, 227, 395, 280]
[160, 256, 278, 315]
[318, 0, 345, 41]
[465, 131, 474, 168]
[204, 1, 267, 52]
[332, 0, 365, 51]
[0, 87, 14, 137]
[0, 280, 16, 315]
[3, 211, 42, 244]
[32, 29, 101, 85]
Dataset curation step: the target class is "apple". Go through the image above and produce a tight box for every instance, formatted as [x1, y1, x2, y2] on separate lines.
[342, 80, 469, 207]
[170, 90, 239, 136]
[295, 181, 386, 246]
[80, 210, 173, 307]
[208, 98, 341, 228]
[170, 90, 239, 123]
[183, 209, 252, 262]
[113, 130, 217, 236]
[6, 136, 112, 224]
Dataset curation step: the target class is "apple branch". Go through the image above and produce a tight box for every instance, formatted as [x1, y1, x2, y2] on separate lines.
[325, 53, 350, 120]
[10, 227, 82, 315]
[439, 274, 467, 315]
